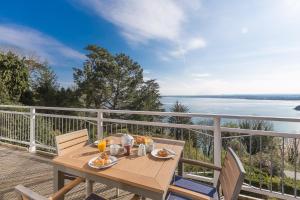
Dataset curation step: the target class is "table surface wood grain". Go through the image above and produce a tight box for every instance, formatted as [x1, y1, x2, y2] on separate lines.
[52, 135, 185, 195]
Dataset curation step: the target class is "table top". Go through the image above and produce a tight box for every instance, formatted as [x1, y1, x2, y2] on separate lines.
[52, 135, 185, 194]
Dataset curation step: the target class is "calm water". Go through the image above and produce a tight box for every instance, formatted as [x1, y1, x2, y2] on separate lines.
[161, 97, 300, 132]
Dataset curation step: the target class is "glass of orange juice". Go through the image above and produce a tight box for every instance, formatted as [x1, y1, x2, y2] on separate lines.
[97, 140, 106, 152]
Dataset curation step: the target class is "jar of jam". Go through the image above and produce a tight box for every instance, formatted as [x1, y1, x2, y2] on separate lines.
[124, 144, 131, 156]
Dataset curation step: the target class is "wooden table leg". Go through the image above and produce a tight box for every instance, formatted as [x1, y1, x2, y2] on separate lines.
[86, 179, 93, 197]
[53, 166, 65, 200]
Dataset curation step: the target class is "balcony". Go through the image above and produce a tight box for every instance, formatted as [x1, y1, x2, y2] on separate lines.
[0, 105, 299, 200]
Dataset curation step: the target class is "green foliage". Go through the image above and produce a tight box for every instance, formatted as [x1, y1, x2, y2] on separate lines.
[127, 79, 163, 122]
[245, 165, 300, 196]
[287, 139, 300, 165]
[184, 139, 213, 171]
[73, 45, 161, 111]
[168, 101, 192, 139]
[1, 46, 161, 111]
[73, 45, 111, 108]
[30, 65, 59, 106]
[222, 120, 275, 156]
[0, 78, 10, 104]
[196, 119, 214, 157]
[0, 51, 29, 103]
[56, 87, 81, 108]
[107, 53, 143, 109]
[239, 120, 274, 155]
[131, 80, 162, 111]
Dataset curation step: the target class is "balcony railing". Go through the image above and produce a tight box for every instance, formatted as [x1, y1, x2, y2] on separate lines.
[0, 105, 299, 199]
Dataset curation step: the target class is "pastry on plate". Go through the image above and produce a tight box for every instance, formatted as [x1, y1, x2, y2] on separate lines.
[157, 149, 168, 157]
[93, 153, 111, 167]
[100, 152, 109, 160]
[135, 136, 153, 145]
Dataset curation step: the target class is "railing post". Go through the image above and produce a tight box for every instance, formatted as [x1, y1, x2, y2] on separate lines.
[29, 107, 36, 153]
[213, 116, 222, 186]
[97, 110, 103, 139]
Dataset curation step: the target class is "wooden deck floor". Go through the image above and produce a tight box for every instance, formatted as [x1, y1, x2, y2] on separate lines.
[0, 144, 136, 200]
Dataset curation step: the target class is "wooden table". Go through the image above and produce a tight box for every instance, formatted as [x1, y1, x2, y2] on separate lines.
[52, 136, 185, 200]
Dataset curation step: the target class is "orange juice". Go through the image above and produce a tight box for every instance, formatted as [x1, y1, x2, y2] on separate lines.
[97, 140, 106, 152]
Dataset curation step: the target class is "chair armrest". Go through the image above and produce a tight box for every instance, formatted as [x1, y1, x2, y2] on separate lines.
[168, 185, 211, 200]
[50, 177, 84, 200]
[15, 185, 49, 200]
[180, 158, 221, 171]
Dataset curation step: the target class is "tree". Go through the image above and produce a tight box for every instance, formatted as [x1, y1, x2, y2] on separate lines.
[239, 120, 274, 155]
[31, 64, 60, 106]
[131, 80, 162, 111]
[20, 56, 48, 105]
[287, 138, 300, 165]
[196, 119, 214, 157]
[73, 45, 161, 111]
[103, 53, 144, 109]
[56, 87, 81, 108]
[0, 79, 10, 104]
[0, 51, 29, 103]
[168, 101, 192, 140]
[73, 45, 113, 108]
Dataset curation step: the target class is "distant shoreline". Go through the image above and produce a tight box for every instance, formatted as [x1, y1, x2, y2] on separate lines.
[161, 94, 300, 101]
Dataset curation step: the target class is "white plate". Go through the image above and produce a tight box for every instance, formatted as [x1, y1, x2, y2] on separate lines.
[88, 156, 118, 169]
[151, 149, 175, 159]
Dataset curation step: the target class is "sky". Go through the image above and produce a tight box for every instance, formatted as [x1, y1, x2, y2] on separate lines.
[1, 0, 300, 95]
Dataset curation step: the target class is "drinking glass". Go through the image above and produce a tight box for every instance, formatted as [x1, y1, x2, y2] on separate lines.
[97, 140, 106, 152]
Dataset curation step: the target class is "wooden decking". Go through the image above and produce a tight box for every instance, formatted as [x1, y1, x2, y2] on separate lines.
[0, 143, 136, 200]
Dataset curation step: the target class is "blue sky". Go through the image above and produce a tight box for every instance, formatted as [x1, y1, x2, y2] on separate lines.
[1, 0, 300, 95]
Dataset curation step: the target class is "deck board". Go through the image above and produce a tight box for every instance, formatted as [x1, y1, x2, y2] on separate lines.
[0, 144, 136, 200]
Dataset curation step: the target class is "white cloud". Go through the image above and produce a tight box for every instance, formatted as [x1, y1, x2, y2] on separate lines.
[192, 73, 210, 77]
[169, 36, 206, 58]
[0, 24, 85, 65]
[79, 0, 185, 43]
[75, 0, 205, 58]
[143, 69, 151, 74]
[191, 73, 211, 80]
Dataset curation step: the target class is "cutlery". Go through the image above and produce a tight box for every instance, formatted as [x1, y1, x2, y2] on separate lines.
[163, 148, 176, 156]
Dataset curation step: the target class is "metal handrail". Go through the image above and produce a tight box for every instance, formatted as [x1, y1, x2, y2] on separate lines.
[1, 104, 300, 122]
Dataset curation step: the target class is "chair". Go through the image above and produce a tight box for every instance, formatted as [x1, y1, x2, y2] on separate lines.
[55, 129, 120, 198]
[55, 129, 89, 181]
[55, 129, 89, 156]
[167, 147, 245, 200]
[15, 177, 106, 200]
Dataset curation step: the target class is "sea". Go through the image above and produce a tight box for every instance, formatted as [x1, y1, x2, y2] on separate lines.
[161, 96, 300, 133]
